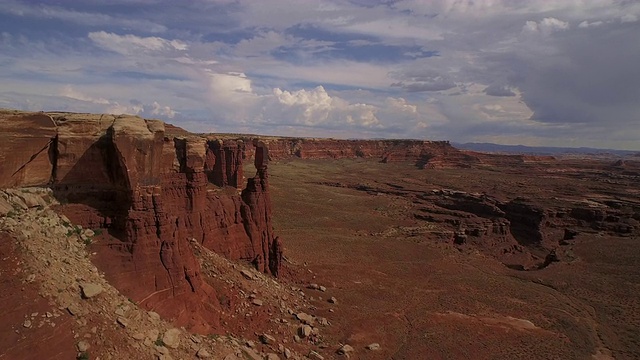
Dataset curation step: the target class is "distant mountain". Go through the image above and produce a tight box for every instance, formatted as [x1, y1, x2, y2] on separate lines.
[453, 142, 639, 157]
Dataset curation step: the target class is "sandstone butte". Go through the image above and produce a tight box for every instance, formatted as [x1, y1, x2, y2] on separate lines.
[0, 109, 544, 333]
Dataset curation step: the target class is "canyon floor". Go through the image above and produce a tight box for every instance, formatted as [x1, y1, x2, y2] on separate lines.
[269, 158, 640, 360]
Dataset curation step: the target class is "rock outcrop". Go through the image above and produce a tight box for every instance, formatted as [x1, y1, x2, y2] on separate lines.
[0, 110, 281, 332]
[0, 110, 57, 187]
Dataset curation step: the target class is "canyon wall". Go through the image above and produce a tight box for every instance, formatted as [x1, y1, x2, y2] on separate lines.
[0, 110, 280, 332]
[221, 136, 553, 169]
[232, 136, 461, 165]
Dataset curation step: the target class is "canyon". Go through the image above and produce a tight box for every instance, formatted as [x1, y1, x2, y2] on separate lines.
[1, 109, 639, 360]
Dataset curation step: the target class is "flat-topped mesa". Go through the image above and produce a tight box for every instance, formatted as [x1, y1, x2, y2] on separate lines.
[0, 110, 281, 333]
[235, 137, 470, 167]
[234, 137, 556, 169]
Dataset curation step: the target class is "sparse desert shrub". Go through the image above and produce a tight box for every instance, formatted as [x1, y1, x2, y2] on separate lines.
[93, 228, 103, 236]
[76, 351, 90, 360]
[154, 338, 165, 347]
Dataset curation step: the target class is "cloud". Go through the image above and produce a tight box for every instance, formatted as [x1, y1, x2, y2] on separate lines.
[88, 31, 188, 55]
[0, 0, 167, 33]
[60, 85, 111, 105]
[578, 20, 604, 28]
[271, 86, 381, 128]
[150, 101, 176, 118]
[390, 69, 458, 92]
[522, 17, 570, 36]
[620, 14, 638, 23]
[341, 18, 444, 41]
[392, 79, 457, 92]
[0, 0, 639, 149]
[484, 84, 516, 97]
[60, 85, 176, 118]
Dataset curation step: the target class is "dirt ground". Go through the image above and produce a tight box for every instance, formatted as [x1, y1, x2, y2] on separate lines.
[268, 158, 640, 360]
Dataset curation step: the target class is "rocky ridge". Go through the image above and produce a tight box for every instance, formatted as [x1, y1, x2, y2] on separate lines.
[325, 177, 640, 271]
[0, 188, 358, 359]
[0, 188, 243, 359]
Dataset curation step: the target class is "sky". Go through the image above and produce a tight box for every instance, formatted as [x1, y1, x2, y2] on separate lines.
[0, 0, 639, 150]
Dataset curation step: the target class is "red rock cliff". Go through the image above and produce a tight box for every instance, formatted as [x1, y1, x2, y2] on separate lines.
[0, 110, 281, 332]
[233, 137, 554, 169]
[228, 136, 482, 168]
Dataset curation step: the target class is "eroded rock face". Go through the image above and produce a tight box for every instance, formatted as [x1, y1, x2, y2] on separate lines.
[0, 110, 57, 187]
[239, 137, 465, 166]
[242, 141, 282, 276]
[236, 137, 551, 169]
[0, 111, 281, 333]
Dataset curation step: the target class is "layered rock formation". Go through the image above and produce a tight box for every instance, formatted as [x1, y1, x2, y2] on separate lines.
[237, 137, 460, 164]
[0, 110, 281, 332]
[0, 110, 57, 187]
[229, 137, 555, 169]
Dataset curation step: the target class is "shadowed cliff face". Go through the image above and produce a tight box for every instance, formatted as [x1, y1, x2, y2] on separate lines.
[0, 110, 281, 333]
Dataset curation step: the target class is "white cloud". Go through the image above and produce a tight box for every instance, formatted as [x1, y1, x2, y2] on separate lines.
[88, 31, 188, 55]
[60, 85, 111, 105]
[209, 72, 254, 95]
[522, 17, 570, 36]
[150, 101, 176, 118]
[59, 85, 175, 118]
[578, 20, 604, 28]
[270, 86, 380, 128]
[61, 85, 144, 115]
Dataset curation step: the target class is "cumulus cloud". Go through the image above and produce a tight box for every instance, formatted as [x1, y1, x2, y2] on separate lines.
[271, 86, 381, 128]
[208, 72, 254, 96]
[200, 73, 390, 134]
[150, 101, 176, 118]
